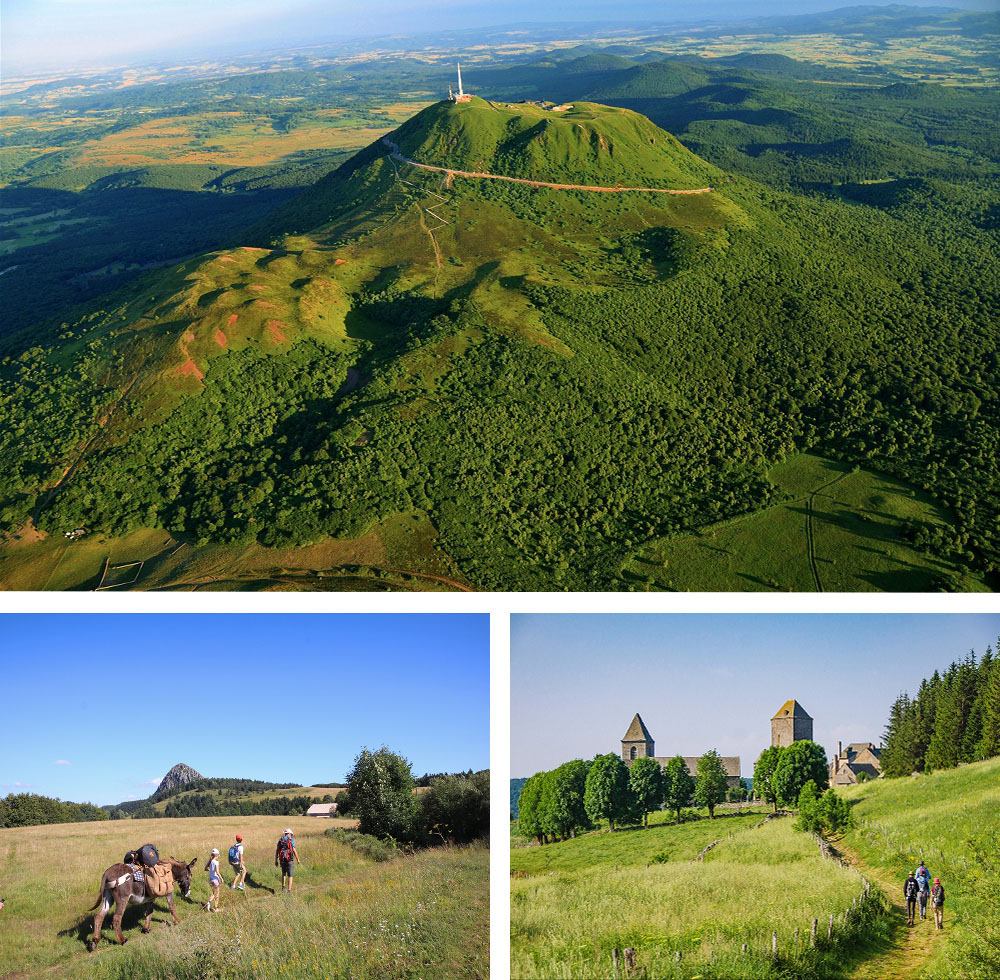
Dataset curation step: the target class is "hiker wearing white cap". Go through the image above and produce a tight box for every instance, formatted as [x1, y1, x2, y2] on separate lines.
[204, 848, 226, 911]
[275, 828, 302, 893]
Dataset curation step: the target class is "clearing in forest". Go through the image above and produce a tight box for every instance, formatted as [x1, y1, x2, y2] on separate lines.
[626, 454, 988, 592]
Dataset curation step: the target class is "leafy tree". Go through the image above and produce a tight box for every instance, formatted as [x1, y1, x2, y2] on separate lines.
[344, 746, 418, 843]
[662, 755, 695, 822]
[693, 750, 729, 819]
[628, 756, 664, 828]
[753, 746, 784, 811]
[516, 772, 545, 844]
[419, 770, 489, 843]
[584, 753, 634, 832]
[544, 760, 591, 839]
[773, 740, 828, 807]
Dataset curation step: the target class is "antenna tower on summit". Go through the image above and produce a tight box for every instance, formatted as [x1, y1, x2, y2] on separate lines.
[450, 62, 472, 102]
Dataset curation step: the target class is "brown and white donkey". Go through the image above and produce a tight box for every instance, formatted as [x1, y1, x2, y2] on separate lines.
[87, 855, 196, 950]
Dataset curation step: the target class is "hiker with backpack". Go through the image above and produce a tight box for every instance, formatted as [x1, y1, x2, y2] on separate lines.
[916, 867, 931, 921]
[228, 835, 246, 891]
[274, 828, 302, 894]
[903, 871, 919, 926]
[204, 848, 226, 912]
[931, 878, 945, 930]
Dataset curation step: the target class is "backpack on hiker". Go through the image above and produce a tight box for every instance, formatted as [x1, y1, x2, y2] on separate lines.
[277, 836, 294, 862]
[932, 884, 944, 907]
[228, 844, 241, 866]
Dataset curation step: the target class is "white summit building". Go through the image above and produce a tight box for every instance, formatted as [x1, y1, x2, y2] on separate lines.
[449, 63, 472, 103]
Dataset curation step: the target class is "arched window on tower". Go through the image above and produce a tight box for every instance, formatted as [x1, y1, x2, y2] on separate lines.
[630, 746, 637, 760]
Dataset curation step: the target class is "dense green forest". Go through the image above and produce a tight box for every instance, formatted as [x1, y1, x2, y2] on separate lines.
[881, 641, 1000, 777]
[0, 793, 108, 827]
[2, 15, 999, 591]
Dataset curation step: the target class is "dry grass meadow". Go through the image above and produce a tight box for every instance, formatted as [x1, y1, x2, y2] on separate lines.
[0, 814, 488, 979]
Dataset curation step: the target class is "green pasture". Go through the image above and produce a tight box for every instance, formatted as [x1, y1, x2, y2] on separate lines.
[626, 454, 988, 592]
[511, 815, 882, 979]
[0, 814, 487, 980]
[837, 757, 1000, 978]
[510, 809, 768, 874]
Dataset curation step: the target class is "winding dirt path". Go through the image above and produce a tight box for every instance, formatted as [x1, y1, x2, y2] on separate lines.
[805, 470, 852, 592]
[838, 841, 943, 980]
[382, 139, 713, 195]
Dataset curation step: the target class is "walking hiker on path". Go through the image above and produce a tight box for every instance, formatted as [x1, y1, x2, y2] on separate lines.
[228, 835, 246, 891]
[275, 828, 303, 894]
[931, 878, 945, 930]
[916, 863, 931, 894]
[204, 848, 226, 912]
[903, 872, 919, 926]
[916, 868, 930, 921]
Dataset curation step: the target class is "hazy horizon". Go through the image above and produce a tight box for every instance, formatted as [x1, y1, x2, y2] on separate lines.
[511, 614, 1000, 779]
[3, 0, 991, 75]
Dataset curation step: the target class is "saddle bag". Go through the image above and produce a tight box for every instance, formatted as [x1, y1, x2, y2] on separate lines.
[146, 862, 173, 897]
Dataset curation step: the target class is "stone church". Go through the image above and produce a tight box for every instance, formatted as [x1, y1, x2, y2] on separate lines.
[620, 713, 741, 788]
[770, 700, 813, 747]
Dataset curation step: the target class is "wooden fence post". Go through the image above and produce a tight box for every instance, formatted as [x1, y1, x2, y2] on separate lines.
[612, 947, 620, 978]
[811, 918, 817, 947]
[772, 932, 778, 956]
[794, 927, 799, 948]
[828, 914, 834, 940]
[675, 950, 682, 963]
[742, 944, 748, 956]
[624, 948, 636, 975]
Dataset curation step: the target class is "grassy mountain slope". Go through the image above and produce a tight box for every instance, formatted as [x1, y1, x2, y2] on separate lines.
[838, 756, 1000, 979]
[2, 95, 997, 591]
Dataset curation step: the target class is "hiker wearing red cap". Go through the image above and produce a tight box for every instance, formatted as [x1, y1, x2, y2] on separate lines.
[931, 878, 945, 929]
[228, 835, 246, 891]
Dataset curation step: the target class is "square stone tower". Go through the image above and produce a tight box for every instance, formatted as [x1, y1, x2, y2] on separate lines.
[621, 713, 655, 762]
[771, 700, 813, 747]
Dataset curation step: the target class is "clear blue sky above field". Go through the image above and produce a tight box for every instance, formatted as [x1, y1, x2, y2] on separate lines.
[511, 613, 1000, 778]
[0, 613, 488, 806]
[3, 1, 984, 72]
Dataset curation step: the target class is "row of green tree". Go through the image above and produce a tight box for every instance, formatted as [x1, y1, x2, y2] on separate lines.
[161, 792, 331, 819]
[881, 642, 1000, 777]
[336, 747, 489, 846]
[516, 751, 742, 844]
[0, 793, 108, 828]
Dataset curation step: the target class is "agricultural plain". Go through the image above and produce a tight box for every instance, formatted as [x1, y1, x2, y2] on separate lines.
[0, 814, 488, 979]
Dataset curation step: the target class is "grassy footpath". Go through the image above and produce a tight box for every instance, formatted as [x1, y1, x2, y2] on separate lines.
[511, 812, 886, 979]
[837, 756, 1000, 979]
[0, 815, 487, 980]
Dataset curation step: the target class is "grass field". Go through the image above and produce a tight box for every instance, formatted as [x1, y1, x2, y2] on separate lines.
[626, 454, 988, 592]
[511, 813, 883, 979]
[837, 756, 1000, 979]
[0, 814, 488, 979]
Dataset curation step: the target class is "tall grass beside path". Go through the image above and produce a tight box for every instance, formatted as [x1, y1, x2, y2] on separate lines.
[511, 815, 884, 979]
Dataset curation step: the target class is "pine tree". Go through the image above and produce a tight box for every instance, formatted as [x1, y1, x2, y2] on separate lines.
[980, 645, 1000, 759]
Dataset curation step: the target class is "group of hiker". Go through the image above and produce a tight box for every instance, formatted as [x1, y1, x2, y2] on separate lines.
[903, 863, 945, 929]
[202, 828, 303, 911]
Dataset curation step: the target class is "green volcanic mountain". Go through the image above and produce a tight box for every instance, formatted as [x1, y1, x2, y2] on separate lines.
[1, 98, 997, 591]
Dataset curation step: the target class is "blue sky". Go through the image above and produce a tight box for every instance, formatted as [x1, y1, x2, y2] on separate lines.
[0, 613, 488, 806]
[3, 1, 985, 73]
[511, 613, 1000, 778]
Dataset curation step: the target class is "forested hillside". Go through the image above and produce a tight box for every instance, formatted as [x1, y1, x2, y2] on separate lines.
[3, 31, 998, 591]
